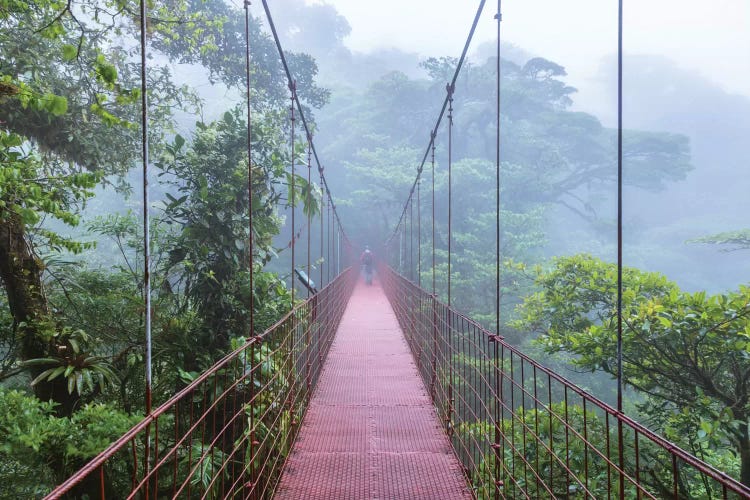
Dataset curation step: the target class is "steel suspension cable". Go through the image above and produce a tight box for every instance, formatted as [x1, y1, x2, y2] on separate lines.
[495, 3, 502, 340]
[617, 0, 625, 497]
[431, 132, 436, 296]
[139, 0, 152, 417]
[384, 0, 487, 247]
[243, 0, 255, 343]
[290, 81, 296, 305]
[260, 0, 349, 247]
[493, 3, 503, 499]
[243, 0, 257, 490]
[430, 131, 437, 400]
[138, 3, 155, 495]
[616, 0, 624, 416]
[319, 169, 325, 287]
[446, 82, 456, 438]
[417, 174, 421, 287]
[289, 80, 297, 308]
[447, 83, 454, 307]
[409, 197, 414, 281]
[307, 136, 312, 297]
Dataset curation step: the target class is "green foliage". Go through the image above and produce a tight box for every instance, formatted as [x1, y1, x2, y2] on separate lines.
[326, 51, 692, 347]
[23, 327, 118, 396]
[457, 402, 611, 498]
[326, 54, 692, 227]
[515, 254, 750, 484]
[0, 0, 331, 494]
[0, 388, 139, 496]
[345, 147, 543, 332]
[156, 108, 307, 355]
[148, 0, 329, 109]
[690, 229, 750, 252]
[0, 129, 99, 253]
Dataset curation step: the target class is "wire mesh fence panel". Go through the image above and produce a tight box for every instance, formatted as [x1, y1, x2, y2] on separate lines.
[44, 269, 356, 500]
[379, 265, 750, 500]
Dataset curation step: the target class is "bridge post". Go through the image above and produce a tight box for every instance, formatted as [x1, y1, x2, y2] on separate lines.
[320, 276, 326, 356]
[245, 338, 259, 499]
[287, 314, 298, 456]
[430, 294, 438, 402]
[410, 285, 416, 361]
[446, 309, 455, 438]
[490, 334, 504, 500]
[307, 296, 316, 396]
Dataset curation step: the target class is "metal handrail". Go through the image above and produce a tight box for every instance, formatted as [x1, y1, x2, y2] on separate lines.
[380, 265, 750, 499]
[45, 268, 356, 499]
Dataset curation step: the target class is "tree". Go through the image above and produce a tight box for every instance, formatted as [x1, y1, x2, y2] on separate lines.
[322, 54, 692, 222]
[514, 254, 750, 486]
[0, 0, 329, 492]
[150, 0, 330, 110]
[690, 229, 750, 252]
[0, 0, 330, 414]
[156, 108, 317, 363]
[0, 0, 206, 414]
[0, 388, 140, 496]
[0, 128, 102, 415]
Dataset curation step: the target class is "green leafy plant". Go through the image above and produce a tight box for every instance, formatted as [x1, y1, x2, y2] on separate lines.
[515, 254, 750, 486]
[24, 327, 118, 395]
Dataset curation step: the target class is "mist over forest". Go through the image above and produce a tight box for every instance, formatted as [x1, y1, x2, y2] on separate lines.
[1, 0, 749, 496]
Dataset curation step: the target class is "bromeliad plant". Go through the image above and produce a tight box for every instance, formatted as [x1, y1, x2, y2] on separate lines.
[23, 327, 118, 396]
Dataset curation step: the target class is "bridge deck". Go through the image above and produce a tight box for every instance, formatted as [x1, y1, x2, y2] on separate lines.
[275, 276, 472, 499]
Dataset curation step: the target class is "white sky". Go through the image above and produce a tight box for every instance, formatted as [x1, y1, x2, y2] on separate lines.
[305, 0, 750, 99]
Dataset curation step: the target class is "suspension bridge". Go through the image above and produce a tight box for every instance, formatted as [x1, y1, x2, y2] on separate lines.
[43, 0, 750, 498]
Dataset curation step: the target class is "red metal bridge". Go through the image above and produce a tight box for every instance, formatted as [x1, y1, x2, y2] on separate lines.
[46, 267, 750, 499]
[42, 0, 750, 498]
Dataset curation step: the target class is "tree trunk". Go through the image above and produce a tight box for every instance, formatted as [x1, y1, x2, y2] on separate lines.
[0, 210, 78, 415]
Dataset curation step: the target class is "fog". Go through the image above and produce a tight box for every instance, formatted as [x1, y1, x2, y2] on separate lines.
[3, 0, 750, 491]
[249, 0, 749, 294]
[302, 0, 750, 100]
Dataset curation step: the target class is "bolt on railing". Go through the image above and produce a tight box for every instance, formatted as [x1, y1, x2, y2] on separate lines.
[45, 269, 356, 500]
[379, 265, 750, 500]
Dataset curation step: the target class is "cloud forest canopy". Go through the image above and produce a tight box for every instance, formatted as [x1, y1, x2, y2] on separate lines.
[0, 0, 325, 494]
[1, 0, 748, 494]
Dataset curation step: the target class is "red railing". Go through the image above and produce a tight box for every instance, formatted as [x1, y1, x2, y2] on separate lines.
[45, 268, 356, 500]
[379, 266, 750, 500]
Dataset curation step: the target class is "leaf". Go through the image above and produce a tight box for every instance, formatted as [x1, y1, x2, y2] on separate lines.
[95, 59, 118, 85]
[82, 369, 94, 392]
[46, 94, 68, 116]
[22, 358, 59, 367]
[656, 316, 672, 328]
[31, 369, 55, 387]
[47, 366, 66, 381]
[61, 44, 77, 61]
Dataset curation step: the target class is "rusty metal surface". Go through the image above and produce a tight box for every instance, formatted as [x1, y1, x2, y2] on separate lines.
[275, 276, 473, 499]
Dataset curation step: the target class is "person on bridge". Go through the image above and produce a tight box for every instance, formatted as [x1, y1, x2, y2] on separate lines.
[360, 246, 374, 285]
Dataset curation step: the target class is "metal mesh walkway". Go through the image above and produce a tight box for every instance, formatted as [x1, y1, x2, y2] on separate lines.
[275, 276, 472, 499]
